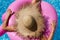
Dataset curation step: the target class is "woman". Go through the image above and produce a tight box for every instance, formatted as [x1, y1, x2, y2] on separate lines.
[2, 0, 55, 40]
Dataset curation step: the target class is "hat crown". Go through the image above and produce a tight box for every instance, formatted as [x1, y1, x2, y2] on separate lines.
[23, 15, 37, 32]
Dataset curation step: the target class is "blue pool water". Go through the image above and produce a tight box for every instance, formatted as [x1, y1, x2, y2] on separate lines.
[0, 0, 60, 40]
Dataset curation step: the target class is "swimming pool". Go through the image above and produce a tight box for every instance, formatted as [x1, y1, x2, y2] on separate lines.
[0, 0, 60, 40]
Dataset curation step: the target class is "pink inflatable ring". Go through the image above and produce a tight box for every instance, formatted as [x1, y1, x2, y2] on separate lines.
[0, 0, 57, 40]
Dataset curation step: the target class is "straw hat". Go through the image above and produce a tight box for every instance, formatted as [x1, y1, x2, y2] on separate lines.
[15, 2, 45, 38]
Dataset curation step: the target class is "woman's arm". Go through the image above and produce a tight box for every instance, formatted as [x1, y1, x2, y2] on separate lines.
[48, 21, 56, 40]
[2, 9, 17, 32]
[41, 21, 56, 40]
[3, 26, 16, 32]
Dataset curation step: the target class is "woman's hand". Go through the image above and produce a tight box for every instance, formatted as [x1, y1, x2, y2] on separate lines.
[41, 35, 48, 40]
[32, 0, 41, 4]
